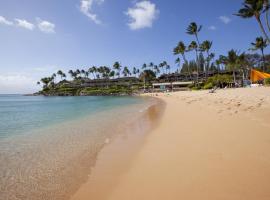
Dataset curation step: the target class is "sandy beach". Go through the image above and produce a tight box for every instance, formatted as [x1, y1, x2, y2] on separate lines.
[71, 87, 270, 200]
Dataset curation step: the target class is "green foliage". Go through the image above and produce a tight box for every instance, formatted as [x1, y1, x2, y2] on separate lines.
[265, 78, 270, 85]
[203, 82, 213, 89]
[80, 87, 132, 96]
[206, 74, 233, 87]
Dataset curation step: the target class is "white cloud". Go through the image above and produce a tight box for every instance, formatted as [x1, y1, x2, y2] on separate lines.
[126, 0, 159, 30]
[0, 74, 36, 94]
[80, 0, 104, 24]
[15, 19, 35, 30]
[37, 19, 55, 33]
[219, 16, 231, 24]
[0, 16, 13, 26]
[209, 25, 217, 31]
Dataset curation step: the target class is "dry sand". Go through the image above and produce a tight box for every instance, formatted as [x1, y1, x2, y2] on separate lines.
[71, 87, 270, 200]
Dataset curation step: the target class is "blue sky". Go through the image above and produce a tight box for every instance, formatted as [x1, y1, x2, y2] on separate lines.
[0, 0, 267, 93]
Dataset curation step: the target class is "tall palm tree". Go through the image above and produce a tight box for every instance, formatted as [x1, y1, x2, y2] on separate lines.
[122, 67, 131, 77]
[250, 36, 268, 71]
[188, 41, 199, 80]
[109, 70, 115, 79]
[154, 65, 160, 76]
[236, 0, 270, 43]
[142, 63, 147, 70]
[175, 57, 181, 73]
[159, 62, 165, 74]
[264, 0, 270, 32]
[113, 62, 121, 78]
[220, 50, 240, 85]
[174, 41, 190, 77]
[133, 67, 138, 77]
[68, 70, 75, 80]
[186, 22, 202, 45]
[149, 62, 154, 71]
[166, 64, 170, 74]
[200, 40, 213, 77]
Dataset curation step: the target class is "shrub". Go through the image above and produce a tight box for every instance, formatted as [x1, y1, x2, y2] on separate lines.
[265, 78, 270, 85]
[203, 82, 213, 90]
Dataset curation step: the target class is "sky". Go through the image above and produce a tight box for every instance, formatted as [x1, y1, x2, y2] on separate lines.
[0, 0, 267, 93]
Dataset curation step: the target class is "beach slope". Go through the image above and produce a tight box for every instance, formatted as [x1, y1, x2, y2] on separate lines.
[73, 87, 270, 200]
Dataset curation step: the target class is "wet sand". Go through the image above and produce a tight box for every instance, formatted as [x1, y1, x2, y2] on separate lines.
[71, 87, 270, 200]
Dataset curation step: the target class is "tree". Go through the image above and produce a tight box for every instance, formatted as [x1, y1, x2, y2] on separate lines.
[220, 50, 241, 84]
[154, 65, 160, 76]
[68, 70, 76, 80]
[186, 22, 202, 45]
[174, 41, 190, 76]
[200, 40, 213, 77]
[113, 62, 122, 78]
[175, 57, 181, 73]
[142, 63, 147, 70]
[188, 41, 200, 81]
[133, 67, 138, 77]
[109, 70, 115, 79]
[122, 67, 131, 77]
[57, 70, 66, 80]
[236, 0, 270, 43]
[149, 62, 154, 71]
[89, 66, 97, 79]
[250, 36, 268, 71]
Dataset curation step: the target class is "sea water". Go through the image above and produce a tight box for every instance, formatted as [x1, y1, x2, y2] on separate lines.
[0, 95, 160, 200]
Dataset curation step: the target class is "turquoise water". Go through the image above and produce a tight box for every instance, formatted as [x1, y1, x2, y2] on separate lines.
[0, 95, 159, 200]
[0, 95, 143, 138]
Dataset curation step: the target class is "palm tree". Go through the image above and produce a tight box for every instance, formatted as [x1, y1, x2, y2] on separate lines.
[133, 67, 138, 77]
[154, 65, 160, 76]
[113, 62, 121, 78]
[188, 41, 199, 80]
[264, 0, 270, 32]
[88, 66, 97, 79]
[142, 63, 147, 70]
[149, 62, 154, 71]
[109, 70, 115, 79]
[200, 40, 213, 77]
[159, 62, 165, 74]
[236, 0, 270, 43]
[250, 36, 268, 71]
[174, 41, 190, 77]
[186, 22, 202, 45]
[175, 57, 181, 73]
[220, 50, 240, 85]
[122, 67, 131, 77]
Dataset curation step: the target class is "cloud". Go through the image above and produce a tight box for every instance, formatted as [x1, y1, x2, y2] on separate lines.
[0, 16, 13, 26]
[219, 16, 231, 24]
[208, 25, 217, 31]
[15, 19, 35, 30]
[80, 0, 104, 24]
[37, 19, 55, 33]
[0, 74, 36, 94]
[126, 0, 159, 30]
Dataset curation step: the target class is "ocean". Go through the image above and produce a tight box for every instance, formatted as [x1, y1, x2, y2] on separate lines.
[0, 95, 161, 200]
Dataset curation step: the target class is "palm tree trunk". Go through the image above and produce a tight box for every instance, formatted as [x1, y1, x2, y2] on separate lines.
[265, 10, 270, 33]
[261, 48, 266, 72]
[182, 54, 191, 79]
[256, 16, 270, 43]
[233, 70, 236, 87]
[195, 49, 199, 84]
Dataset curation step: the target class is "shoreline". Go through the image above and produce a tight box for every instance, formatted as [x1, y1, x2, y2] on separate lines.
[0, 96, 163, 200]
[71, 87, 270, 200]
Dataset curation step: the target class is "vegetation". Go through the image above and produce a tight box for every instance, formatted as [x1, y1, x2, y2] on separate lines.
[265, 77, 270, 85]
[36, 0, 270, 96]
